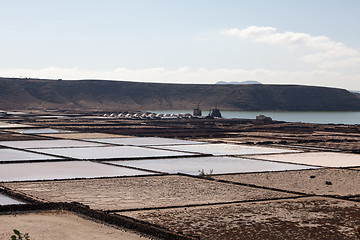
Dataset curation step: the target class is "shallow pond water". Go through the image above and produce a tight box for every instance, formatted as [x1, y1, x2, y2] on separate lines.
[0, 148, 62, 162]
[32, 145, 196, 160]
[0, 193, 24, 205]
[251, 152, 360, 167]
[0, 139, 106, 149]
[19, 128, 69, 134]
[0, 161, 153, 182]
[106, 156, 318, 175]
[153, 143, 300, 156]
[86, 137, 206, 146]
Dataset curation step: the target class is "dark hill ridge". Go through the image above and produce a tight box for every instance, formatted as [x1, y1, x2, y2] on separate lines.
[0, 78, 360, 111]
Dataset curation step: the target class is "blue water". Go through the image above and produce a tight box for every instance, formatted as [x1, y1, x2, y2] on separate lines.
[150, 110, 360, 125]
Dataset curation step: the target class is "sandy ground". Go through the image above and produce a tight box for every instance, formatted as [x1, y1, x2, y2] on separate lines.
[121, 197, 360, 240]
[0, 210, 151, 240]
[3, 175, 297, 211]
[214, 168, 360, 196]
[0, 123, 33, 129]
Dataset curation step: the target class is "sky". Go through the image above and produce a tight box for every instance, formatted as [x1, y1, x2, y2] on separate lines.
[0, 0, 360, 90]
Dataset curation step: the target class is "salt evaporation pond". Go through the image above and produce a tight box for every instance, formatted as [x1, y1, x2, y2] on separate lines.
[0, 139, 107, 149]
[32, 145, 196, 160]
[86, 137, 206, 146]
[38, 132, 126, 139]
[0, 161, 154, 182]
[153, 143, 300, 156]
[19, 128, 69, 134]
[0, 148, 62, 162]
[0, 193, 24, 205]
[106, 156, 318, 175]
[251, 152, 360, 167]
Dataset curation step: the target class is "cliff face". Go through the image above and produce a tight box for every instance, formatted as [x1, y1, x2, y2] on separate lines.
[1, 78, 360, 111]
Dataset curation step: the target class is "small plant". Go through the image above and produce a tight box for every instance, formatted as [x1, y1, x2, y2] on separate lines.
[325, 181, 332, 185]
[10, 229, 30, 240]
[198, 169, 214, 179]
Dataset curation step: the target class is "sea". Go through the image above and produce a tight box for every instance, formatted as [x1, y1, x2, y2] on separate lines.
[150, 110, 360, 125]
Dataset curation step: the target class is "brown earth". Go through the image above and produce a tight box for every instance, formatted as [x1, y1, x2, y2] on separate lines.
[120, 197, 360, 240]
[0, 210, 151, 240]
[214, 168, 360, 196]
[0, 131, 49, 141]
[3, 175, 297, 211]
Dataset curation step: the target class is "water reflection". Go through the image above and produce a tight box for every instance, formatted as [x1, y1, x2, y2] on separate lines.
[32, 145, 196, 160]
[0, 161, 154, 182]
[86, 137, 206, 146]
[0, 193, 24, 205]
[251, 152, 360, 167]
[0, 148, 62, 162]
[107, 156, 318, 175]
[153, 143, 300, 156]
[19, 128, 68, 134]
[0, 139, 106, 149]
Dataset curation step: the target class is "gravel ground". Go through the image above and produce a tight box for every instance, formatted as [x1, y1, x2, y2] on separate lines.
[214, 168, 360, 196]
[121, 197, 360, 240]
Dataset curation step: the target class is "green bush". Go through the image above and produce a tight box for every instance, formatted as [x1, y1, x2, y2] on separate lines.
[10, 229, 30, 240]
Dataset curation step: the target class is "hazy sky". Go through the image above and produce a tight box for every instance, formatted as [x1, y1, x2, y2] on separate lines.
[1, 0, 359, 90]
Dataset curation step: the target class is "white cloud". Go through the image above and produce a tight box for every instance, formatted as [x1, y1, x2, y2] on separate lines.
[1, 66, 359, 90]
[221, 26, 360, 69]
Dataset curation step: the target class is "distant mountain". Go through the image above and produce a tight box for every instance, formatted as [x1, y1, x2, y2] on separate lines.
[350, 90, 360, 94]
[351, 91, 360, 99]
[216, 80, 262, 85]
[0, 77, 360, 111]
